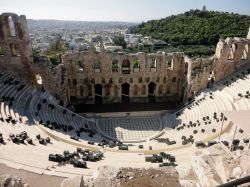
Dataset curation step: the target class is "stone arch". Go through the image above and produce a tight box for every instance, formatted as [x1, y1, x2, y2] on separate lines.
[121, 83, 130, 103]
[14, 44, 20, 56]
[75, 60, 84, 70]
[0, 13, 35, 82]
[207, 71, 215, 88]
[184, 63, 188, 74]
[172, 77, 176, 82]
[95, 84, 102, 104]
[8, 16, 16, 37]
[166, 57, 174, 69]
[150, 58, 157, 72]
[228, 44, 236, 60]
[94, 59, 101, 72]
[35, 73, 42, 85]
[209, 70, 216, 79]
[112, 59, 119, 72]
[148, 82, 156, 103]
[0, 13, 26, 40]
[80, 86, 84, 96]
[241, 44, 248, 60]
[8, 43, 20, 56]
[122, 59, 130, 74]
[1, 15, 15, 37]
[132, 59, 140, 72]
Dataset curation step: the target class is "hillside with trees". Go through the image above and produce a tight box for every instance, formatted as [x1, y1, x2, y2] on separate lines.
[130, 9, 250, 57]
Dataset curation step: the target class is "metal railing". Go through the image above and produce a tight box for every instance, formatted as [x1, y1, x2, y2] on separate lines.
[216, 176, 250, 187]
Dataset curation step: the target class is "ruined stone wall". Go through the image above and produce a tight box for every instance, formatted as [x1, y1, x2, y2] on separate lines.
[60, 32, 250, 104]
[31, 55, 69, 105]
[62, 51, 187, 104]
[35, 29, 250, 105]
[0, 13, 35, 82]
[186, 36, 250, 100]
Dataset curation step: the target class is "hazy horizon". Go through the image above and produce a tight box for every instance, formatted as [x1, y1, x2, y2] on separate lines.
[1, 0, 250, 22]
[27, 18, 138, 23]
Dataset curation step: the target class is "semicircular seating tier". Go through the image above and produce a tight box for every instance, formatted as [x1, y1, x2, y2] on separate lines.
[0, 65, 250, 177]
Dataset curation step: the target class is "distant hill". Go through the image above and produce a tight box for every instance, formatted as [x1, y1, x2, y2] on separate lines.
[129, 9, 250, 57]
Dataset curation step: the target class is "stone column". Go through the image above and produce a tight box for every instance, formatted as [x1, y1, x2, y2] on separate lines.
[247, 44, 250, 60]
[155, 84, 158, 97]
[9, 43, 15, 56]
[247, 26, 250, 39]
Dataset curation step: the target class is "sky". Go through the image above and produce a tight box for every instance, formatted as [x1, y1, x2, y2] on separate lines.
[1, 0, 250, 22]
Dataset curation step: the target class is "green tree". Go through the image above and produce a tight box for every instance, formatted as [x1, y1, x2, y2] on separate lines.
[45, 40, 67, 65]
[133, 60, 140, 68]
[113, 35, 127, 49]
[47, 40, 66, 55]
[32, 48, 39, 56]
[49, 54, 59, 66]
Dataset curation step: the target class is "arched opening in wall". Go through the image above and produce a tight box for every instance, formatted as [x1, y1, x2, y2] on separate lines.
[166, 58, 174, 70]
[184, 63, 188, 74]
[207, 71, 215, 88]
[80, 86, 84, 97]
[133, 59, 140, 72]
[112, 59, 119, 72]
[35, 73, 42, 85]
[14, 44, 20, 56]
[9, 43, 20, 56]
[166, 85, 170, 95]
[172, 77, 176, 83]
[133, 85, 138, 96]
[68, 79, 71, 87]
[94, 60, 101, 73]
[150, 59, 157, 72]
[121, 83, 130, 103]
[241, 44, 248, 60]
[228, 44, 236, 60]
[148, 82, 156, 103]
[75, 60, 84, 71]
[95, 84, 102, 104]
[122, 59, 130, 74]
[8, 16, 16, 37]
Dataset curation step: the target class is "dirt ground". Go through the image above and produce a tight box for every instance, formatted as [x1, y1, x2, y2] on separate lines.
[0, 163, 65, 187]
[116, 167, 182, 187]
